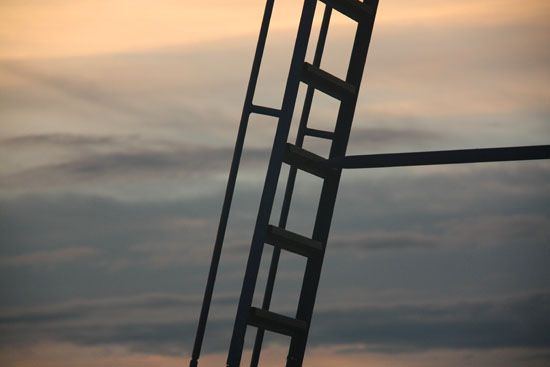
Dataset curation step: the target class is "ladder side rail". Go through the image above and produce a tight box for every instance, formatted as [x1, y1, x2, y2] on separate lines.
[189, 1, 276, 366]
[226, 1, 319, 366]
[250, 6, 333, 367]
[287, 2, 380, 365]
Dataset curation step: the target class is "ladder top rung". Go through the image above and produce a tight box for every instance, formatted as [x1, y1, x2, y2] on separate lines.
[266, 225, 323, 257]
[248, 307, 307, 337]
[320, 0, 374, 22]
[301, 62, 356, 101]
[284, 143, 338, 179]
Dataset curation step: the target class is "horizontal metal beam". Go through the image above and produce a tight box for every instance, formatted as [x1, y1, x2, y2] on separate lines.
[329, 145, 550, 169]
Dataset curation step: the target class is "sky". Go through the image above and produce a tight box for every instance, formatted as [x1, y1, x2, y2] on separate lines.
[0, 0, 549, 366]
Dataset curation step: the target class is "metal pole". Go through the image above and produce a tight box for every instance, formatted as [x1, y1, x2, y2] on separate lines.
[329, 145, 550, 169]
[189, 1, 276, 366]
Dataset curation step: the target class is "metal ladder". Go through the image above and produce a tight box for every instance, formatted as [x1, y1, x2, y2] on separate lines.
[189, 1, 550, 366]
[189, 1, 380, 366]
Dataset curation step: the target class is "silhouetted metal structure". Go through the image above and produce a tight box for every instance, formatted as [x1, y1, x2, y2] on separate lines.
[189, 1, 550, 366]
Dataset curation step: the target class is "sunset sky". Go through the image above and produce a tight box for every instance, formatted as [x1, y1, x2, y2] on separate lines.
[1, 1, 549, 366]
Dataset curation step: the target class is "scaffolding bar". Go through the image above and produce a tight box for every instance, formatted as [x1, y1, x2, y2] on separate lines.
[330, 145, 550, 169]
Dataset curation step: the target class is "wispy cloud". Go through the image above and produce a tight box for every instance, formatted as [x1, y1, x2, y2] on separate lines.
[1, 1, 549, 365]
[0, 61, 152, 119]
[332, 214, 550, 252]
[310, 293, 550, 352]
[334, 231, 439, 251]
[1, 292, 548, 355]
[0, 247, 96, 267]
[1, 133, 130, 148]
[0, 145, 269, 190]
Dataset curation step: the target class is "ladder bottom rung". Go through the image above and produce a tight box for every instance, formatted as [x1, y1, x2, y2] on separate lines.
[248, 307, 306, 337]
[266, 225, 323, 258]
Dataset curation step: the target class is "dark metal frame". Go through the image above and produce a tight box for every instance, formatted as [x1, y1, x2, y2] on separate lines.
[189, 1, 277, 366]
[330, 145, 550, 169]
[189, 1, 550, 367]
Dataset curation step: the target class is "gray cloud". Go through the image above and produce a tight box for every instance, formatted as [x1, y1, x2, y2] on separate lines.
[0, 192, 260, 309]
[0, 61, 149, 119]
[0, 145, 269, 190]
[0, 3, 549, 365]
[351, 126, 443, 148]
[1, 292, 548, 356]
[332, 214, 550, 252]
[334, 231, 439, 251]
[1, 160, 548, 308]
[0, 292, 237, 326]
[310, 293, 550, 352]
[0, 193, 220, 256]
[1, 134, 123, 148]
[0, 247, 96, 267]
[0, 292, 236, 355]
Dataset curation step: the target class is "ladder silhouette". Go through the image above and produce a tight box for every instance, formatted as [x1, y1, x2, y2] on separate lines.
[190, 1, 378, 366]
[229, 1, 378, 366]
[189, 1, 550, 366]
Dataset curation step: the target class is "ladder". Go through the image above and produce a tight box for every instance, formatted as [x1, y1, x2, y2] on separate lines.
[189, 1, 550, 366]
[190, 1, 380, 366]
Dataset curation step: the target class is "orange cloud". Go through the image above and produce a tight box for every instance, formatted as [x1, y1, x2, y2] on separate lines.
[2, 342, 547, 367]
[1, 0, 548, 59]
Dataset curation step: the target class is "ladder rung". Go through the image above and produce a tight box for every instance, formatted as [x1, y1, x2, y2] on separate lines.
[304, 127, 335, 140]
[265, 225, 323, 257]
[284, 143, 338, 179]
[250, 104, 281, 117]
[301, 62, 356, 101]
[248, 307, 307, 337]
[320, 0, 373, 22]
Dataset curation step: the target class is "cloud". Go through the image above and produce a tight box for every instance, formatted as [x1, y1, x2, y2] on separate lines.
[0, 292, 237, 326]
[0, 247, 96, 267]
[0, 125, 444, 192]
[332, 214, 550, 253]
[1, 159, 547, 310]
[0, 145, 269, 191]
[333, 231, 438, 251]
[0, 292, 236, 355]
[351, 126, 442, 147]
[1, 292, 548, 356]
[1, 133, 130, 148]
[310, 293, 550, 352]
[327, 293, 550, 352]
[0, 1, 548, 366]
[0, 194, 223, 259]
[0, 61, 149, 119]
